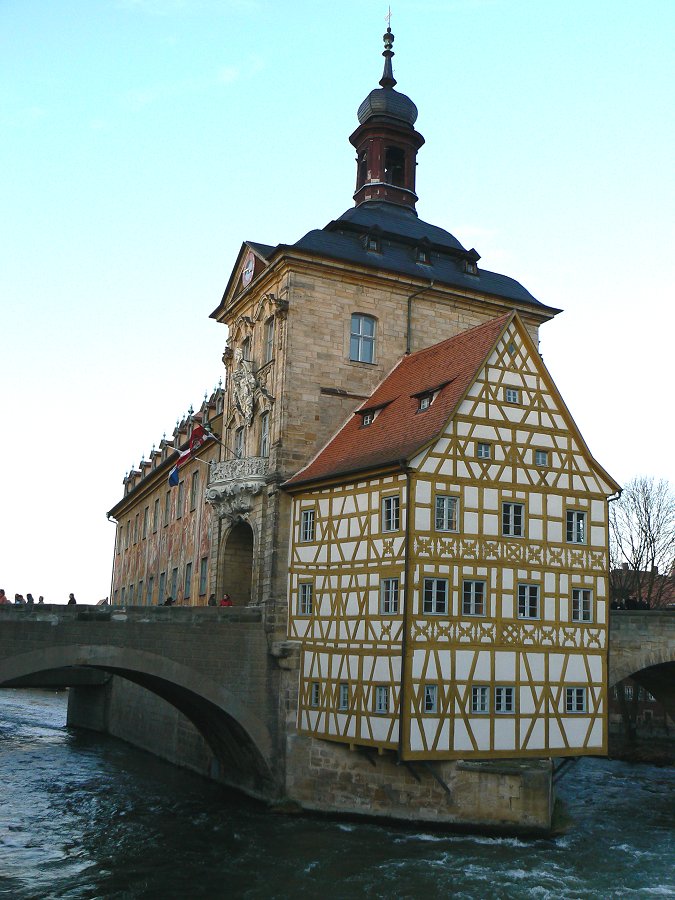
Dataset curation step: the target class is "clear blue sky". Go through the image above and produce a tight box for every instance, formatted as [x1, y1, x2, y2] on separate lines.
[2, 0, 673, 603]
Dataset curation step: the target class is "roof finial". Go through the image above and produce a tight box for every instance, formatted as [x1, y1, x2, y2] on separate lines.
[380, 11, 396, 89]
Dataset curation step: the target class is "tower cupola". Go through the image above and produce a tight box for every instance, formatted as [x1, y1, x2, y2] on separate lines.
[350, 27, 425, 211]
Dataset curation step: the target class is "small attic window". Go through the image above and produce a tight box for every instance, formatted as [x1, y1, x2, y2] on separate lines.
[416, 246, 430, 265]
[463, 260, 478, 275]
[359, 407, 382, 427]
[364, 234, 381, 253]
[418, 394, 432, 412]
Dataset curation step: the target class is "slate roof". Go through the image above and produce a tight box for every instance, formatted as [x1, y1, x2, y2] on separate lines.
[284, 313, 513, 488]
[282, 202, 549, 310]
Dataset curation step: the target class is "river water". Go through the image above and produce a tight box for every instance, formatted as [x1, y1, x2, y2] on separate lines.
[0, 690, 673, 899]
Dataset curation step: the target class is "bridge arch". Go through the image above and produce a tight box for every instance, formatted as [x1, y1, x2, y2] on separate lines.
[0, 643, 276, 797]
[609, 646, 675, 687]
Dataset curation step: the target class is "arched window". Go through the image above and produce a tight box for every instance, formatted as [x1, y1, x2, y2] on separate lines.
[350, 313, 376, 364]
[384, 146, 405, 186]
[264, 316, 275, 364]
[259, 412, 270, 457]
[234, 427, 245, 459]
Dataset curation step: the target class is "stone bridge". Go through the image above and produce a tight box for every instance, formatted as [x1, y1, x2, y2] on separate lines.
[608, 609, 675, 721]
[0, 604, 295, 801]
[1, 605, 673, 830]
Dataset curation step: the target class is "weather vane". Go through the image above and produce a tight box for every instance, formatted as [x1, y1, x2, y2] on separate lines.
[385, 6, 392, 26]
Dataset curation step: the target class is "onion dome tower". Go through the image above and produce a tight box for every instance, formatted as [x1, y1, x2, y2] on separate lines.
[350, 26, 425, 211]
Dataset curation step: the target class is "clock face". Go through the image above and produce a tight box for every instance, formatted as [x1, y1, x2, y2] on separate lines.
[242, 251, 255, 287]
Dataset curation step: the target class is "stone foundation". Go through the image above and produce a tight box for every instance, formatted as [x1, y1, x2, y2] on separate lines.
[285, 733, 553, 833]
[69, 674, 554, 833]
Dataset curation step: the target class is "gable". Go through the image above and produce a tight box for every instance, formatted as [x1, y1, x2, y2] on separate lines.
[412, 318, 620, 496]
[210, 240, 275, 320]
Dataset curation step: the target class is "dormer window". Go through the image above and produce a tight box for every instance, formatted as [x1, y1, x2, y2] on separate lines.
[359, 406, 382, 427]
[364, 233, 381, 253]
[416, 246, 430, 265]
[418, 394, 432, 411]
[463, 260, 478, 275]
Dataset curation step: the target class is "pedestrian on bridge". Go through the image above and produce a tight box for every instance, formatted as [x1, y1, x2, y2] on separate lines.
[68, 593, 76, 605]
[0, 589, 9, 605]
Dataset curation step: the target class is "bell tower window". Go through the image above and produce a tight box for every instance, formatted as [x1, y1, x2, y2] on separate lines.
[358, 150, 368, 188]
[384, 146, 405, 187]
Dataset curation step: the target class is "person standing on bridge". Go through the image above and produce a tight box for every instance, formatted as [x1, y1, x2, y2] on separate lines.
[208, 593, 217, 607]
[219, 594, 233, 607]
[68, 593, 76, 605]
[0, 589, 9, 604]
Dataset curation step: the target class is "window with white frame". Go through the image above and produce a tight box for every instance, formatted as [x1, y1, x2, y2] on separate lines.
[380, 577, 399, 614]
[374, 685, 389, 714]
[435, 495, 458, 531]
[572, 588, 593, 622]
[423, 684, 438, 714]
[471, 686, 489, 714]
[350, 313, 376, 363]
[298, 582, 313, 616]
[418, 394, 432, 411]
[477, 441, 491, 459]
[565, 687, 587, 713]
[300, 508, 315, 542]
[338, 682, 349, 710]
[361, 411, 374, 426]
[264, 316, 275, 364]
[495, 686, 515, 714]
[502, 501, 524, 536]
[505, 387, 520, 404]
[535, 449, 548, 466]
[259, 412, 270, 457]
[382, 495, 400, 532]
[310, 682, 320, 707]
[518, 583, 540, 619]
[234, 427, 245, 459]
[566, 510, 587, 544]
[423, 578, 448, 614]
[462, 580, 486, 616]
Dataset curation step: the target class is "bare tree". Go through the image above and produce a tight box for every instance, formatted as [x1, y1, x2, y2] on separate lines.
[609, 476, 675, 609]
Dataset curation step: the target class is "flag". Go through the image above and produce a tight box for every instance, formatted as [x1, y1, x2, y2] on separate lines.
[167, 424, 215, 486]
[189, 423, 215, 454]
[167, 447, 190, 486]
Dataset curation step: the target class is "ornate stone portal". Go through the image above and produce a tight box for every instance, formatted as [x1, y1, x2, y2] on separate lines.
[206, 457, 269, 524]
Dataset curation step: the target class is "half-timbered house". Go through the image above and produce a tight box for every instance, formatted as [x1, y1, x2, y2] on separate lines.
[285, 311, 620, 759]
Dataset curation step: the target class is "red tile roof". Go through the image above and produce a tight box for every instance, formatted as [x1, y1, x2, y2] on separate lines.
[285, 313, 513, 488]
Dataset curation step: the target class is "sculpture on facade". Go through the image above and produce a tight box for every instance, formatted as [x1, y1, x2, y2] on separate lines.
[231, 348, 257, 426]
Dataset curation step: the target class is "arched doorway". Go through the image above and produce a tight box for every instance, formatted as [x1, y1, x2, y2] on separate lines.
[219, 521, 254, 606]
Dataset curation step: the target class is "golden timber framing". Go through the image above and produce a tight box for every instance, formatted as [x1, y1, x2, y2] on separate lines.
[287, 313, 620, 761]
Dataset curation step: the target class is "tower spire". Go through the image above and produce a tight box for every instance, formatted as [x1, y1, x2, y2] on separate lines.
[350, 23, 425, 211]
[380, 25, 396, 89]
